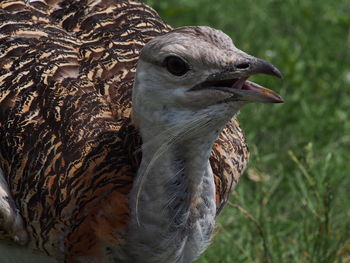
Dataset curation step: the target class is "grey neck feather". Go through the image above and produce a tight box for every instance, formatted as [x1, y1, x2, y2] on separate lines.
[127, 105, 238, 263]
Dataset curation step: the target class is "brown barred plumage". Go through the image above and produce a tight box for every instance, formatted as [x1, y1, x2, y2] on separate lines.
[0, 0, 249, 261]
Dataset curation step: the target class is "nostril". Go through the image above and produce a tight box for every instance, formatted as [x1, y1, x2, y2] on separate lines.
[235, 62, 250, 70]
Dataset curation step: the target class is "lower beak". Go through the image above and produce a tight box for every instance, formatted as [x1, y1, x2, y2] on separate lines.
[235, 80, 284, 103]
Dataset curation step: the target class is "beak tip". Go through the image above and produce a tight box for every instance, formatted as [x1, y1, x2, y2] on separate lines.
[274, 68, 284, 79]
[269, 63, 283, 79]
[275, 70, 284, 79]
[252, 58, 283, 79]
[274, 95, 284, 103]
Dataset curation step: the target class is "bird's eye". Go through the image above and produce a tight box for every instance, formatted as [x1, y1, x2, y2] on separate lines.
[164, 56, 189, 76]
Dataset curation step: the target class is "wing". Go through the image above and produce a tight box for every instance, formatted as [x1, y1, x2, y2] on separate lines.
[0, 0, 249, 260]
[211, 119, 249, 214]
[0, 0, 170, 259]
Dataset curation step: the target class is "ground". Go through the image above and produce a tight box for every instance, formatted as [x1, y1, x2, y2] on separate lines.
[145, 0, 350, 262]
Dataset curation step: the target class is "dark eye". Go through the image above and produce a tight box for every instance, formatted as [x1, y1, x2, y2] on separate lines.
[164, 56, 189, 76]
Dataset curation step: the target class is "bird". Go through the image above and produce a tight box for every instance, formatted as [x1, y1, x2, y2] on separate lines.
[0, 0, 283, 262]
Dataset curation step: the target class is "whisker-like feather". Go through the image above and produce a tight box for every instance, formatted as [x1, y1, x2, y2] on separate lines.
[134, 115, 213, 225]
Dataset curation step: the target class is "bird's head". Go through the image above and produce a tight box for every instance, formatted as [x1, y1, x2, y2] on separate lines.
[132, 26, 283, 134]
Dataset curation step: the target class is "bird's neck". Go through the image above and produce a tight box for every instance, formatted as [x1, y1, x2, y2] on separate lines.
[128, 107, 232, 262]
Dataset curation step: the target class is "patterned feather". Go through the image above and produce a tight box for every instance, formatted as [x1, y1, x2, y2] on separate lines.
[0, 0, 249, 260]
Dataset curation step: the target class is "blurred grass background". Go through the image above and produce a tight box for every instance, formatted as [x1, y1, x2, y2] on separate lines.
[145, 0, 350, 262]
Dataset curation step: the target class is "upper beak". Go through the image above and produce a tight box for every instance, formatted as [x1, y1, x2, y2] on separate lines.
[244, 57, 283, 79]
[197, 54, 284, 103]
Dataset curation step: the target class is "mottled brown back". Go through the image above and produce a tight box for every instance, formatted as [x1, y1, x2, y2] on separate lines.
[0, 0, 249, 260]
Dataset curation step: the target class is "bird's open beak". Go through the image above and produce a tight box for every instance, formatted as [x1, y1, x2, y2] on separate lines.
[192, 56, 284, 103]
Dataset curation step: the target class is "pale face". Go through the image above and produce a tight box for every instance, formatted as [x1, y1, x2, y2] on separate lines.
[132, 26, 283, 128]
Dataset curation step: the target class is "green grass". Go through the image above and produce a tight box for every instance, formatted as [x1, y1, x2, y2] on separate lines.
[145, 0, 350, 262]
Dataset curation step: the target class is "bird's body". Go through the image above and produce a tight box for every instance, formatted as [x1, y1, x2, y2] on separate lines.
[0, 1, 283, 262]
